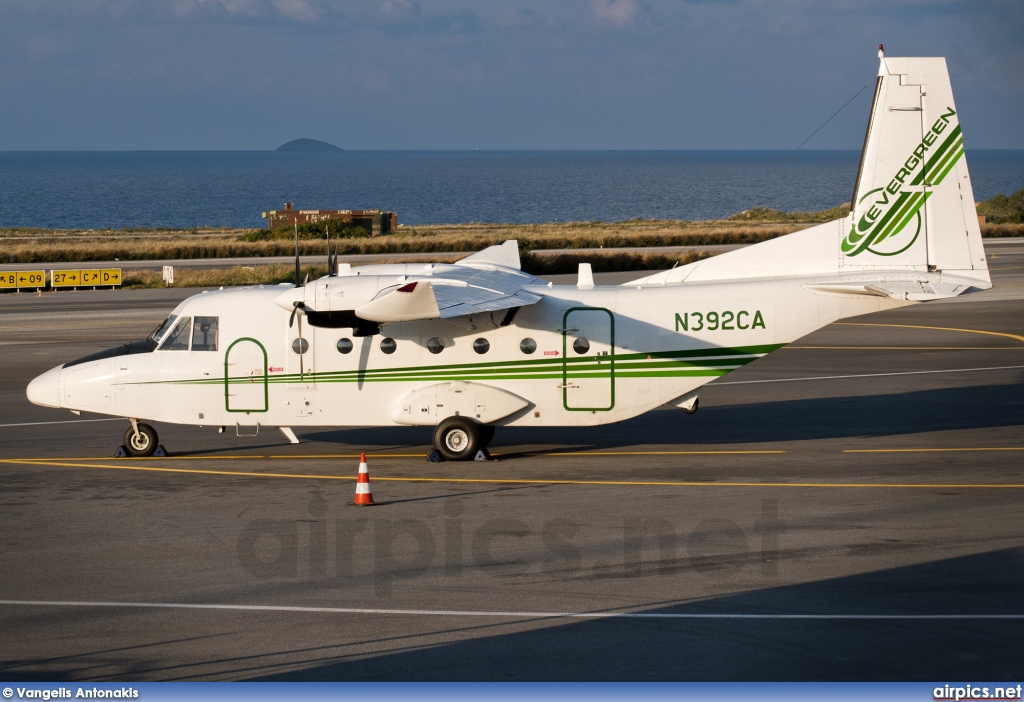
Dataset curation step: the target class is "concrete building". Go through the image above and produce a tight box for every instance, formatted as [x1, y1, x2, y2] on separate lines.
[262, 203, 397, 235]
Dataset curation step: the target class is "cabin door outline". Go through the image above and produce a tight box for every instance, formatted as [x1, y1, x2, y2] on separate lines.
[562, 307, 615, 411]
[224, 337, 269, 413]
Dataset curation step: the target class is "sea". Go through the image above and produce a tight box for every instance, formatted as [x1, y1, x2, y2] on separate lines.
[0, 150, 1021, 230]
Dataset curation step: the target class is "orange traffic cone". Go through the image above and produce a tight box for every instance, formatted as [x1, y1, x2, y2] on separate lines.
[353, 453, 375, 506]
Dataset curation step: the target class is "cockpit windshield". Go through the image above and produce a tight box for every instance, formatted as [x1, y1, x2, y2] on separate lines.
[159, 316, 192, 351]
[148, 315, 179, 344]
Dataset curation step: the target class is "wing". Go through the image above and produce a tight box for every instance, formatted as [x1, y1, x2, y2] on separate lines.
[354, 241, 545, 323]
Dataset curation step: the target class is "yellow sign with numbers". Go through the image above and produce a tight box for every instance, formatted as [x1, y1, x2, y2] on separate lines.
[18, 270, 46, 287]
[0, 270, 46, 289]
[51, 270, 82, 287]
[50, 269, 121, 288]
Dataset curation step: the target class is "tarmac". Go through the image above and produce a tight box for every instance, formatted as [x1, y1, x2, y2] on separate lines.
[0, 238, 1022, 681]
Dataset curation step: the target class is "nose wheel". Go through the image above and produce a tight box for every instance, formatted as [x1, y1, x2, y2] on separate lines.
[123, 422, 159, 457]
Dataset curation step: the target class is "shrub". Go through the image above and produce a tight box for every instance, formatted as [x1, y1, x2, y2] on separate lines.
[978, 188, 1024, 224]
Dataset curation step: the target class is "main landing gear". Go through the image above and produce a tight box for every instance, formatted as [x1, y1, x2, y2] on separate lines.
[122, 419, 159, 457]
[432, 417, 495, 461]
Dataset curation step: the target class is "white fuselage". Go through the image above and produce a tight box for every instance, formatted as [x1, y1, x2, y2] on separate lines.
[29, 270, 908, 430]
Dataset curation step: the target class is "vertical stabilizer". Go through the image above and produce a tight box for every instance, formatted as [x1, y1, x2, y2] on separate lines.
[842, 47, 989, 286]
[626, 49, 991, 291]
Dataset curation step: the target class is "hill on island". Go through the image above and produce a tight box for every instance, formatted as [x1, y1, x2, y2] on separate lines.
[276, 138, 343, 152]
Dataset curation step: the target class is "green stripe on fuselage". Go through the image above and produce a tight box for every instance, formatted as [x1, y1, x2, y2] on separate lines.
[154, 343, 784, 387]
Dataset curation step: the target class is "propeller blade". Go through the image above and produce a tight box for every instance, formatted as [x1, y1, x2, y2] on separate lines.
[294, 221, 301, 288]
[326, 224, 334, 277]
[297, 313, 304, 378]
[289, 301, 304, 328]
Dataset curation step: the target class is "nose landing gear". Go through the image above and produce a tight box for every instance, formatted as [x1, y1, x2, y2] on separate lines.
[122, 419, 159, 457]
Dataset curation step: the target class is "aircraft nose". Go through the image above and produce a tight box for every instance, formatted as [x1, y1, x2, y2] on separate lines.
[27, 365, 63, 409]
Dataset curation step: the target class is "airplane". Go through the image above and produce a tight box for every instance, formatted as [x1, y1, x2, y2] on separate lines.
[26, 49, 991, 460]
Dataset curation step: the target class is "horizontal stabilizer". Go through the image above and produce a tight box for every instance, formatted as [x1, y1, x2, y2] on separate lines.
[456, 240, 522, 270]
[803, 276, 972, 301]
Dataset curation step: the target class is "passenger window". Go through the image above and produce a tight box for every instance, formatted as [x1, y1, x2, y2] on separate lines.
[191, 316, 219, 351]
[573, 338, 590, 354]
[159, 316, 192, 351]
[473, 338, 490, 354]
[380, 337, 397, 354]
[426, 337, 445, 354]
[337, 338, 353, 354]
[520, 338, 537, 355]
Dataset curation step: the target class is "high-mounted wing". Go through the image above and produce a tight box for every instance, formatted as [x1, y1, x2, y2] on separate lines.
[354, 241, 545, 323]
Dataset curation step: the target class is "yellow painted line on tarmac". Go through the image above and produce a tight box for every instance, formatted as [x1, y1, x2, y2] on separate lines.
[531, 450, 785, 456]
[991, 265, 1024, 271]
[836, 322, 1024, 345]
[267, 454, 436, 459]
[8, 450, 785, 463]
[0, 458, 352, 481]
[3, 457, 1024, 489]
[789, 346, 1015, 350]
[19, 455, 269, 461]
[845, 447, 1024, 454]
[268, 451, 785, 458]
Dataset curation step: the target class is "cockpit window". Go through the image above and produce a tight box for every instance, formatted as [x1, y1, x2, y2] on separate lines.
[191, 316, 219, 351]
[159, 316, 192, 351]
[148, 315, 178, 344]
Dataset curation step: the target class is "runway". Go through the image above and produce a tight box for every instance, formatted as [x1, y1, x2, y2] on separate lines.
[1, 240, 1022, 681]
[0, 243, 746, 274]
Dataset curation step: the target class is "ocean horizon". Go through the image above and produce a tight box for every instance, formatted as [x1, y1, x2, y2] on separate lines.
[2, 149, 1021, 230]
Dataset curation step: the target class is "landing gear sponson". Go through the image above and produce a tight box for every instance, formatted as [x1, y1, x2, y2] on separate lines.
[117, 417, 493, 461]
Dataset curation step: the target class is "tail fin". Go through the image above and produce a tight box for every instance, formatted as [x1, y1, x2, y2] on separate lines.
[629, 48, 991, 292]
[842, 48, 989, 284]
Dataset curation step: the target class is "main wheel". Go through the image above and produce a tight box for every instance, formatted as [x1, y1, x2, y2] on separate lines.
[682, 397, 699, 415]
[433, 417, 481, 461]
[478, 425, 496, 447]
[124, 423, 158, 457]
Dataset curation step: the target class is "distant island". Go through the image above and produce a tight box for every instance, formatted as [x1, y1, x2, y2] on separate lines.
[276, 138, 343, 152]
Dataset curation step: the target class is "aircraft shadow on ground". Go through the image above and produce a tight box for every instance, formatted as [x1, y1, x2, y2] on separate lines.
[298, 381, 1024, 451]
[239, 546, 1024, 681]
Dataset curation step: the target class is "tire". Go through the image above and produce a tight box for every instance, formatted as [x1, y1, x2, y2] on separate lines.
[433, 416, 481, 462]
[478, 425, 496, 447]
[682, 397, 699, 415]
[124, 423, 158, 457]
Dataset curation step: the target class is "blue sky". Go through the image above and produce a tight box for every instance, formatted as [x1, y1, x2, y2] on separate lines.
[2, 0, 1021, 150]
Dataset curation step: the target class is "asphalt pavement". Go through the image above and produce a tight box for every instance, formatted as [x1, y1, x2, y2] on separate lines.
[1, 240, 1022, 681]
